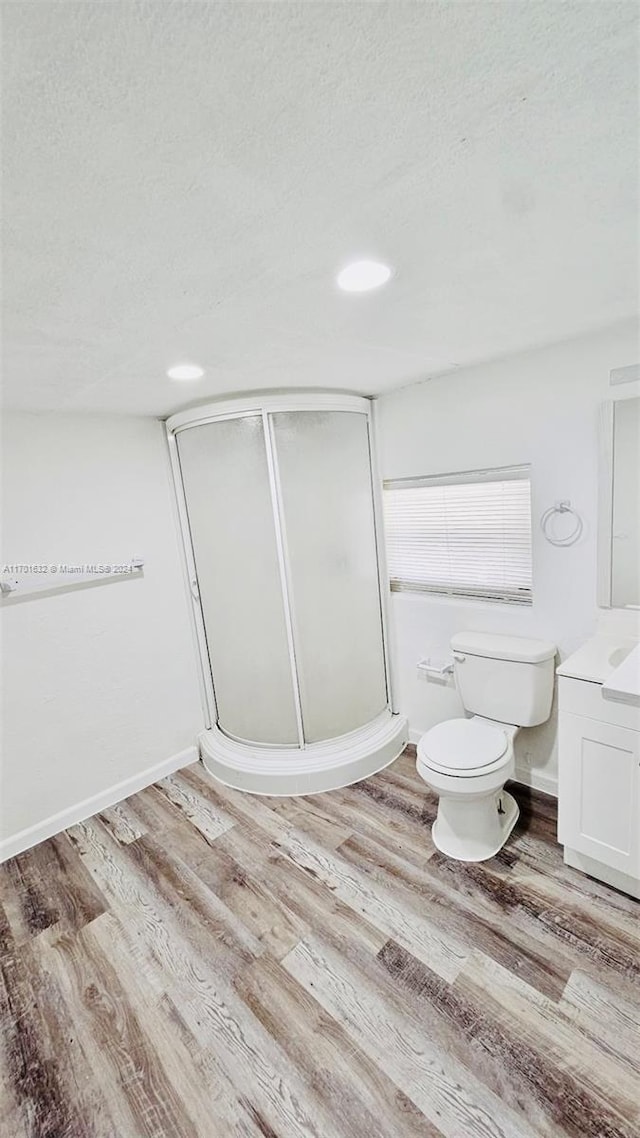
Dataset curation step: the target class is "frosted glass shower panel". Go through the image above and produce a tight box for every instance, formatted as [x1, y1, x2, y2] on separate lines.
[177, 417, 299, 744]
[272, 411, 388, 742]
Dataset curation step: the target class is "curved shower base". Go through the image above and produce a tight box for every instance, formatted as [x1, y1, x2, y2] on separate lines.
[198, 710, 408, 796]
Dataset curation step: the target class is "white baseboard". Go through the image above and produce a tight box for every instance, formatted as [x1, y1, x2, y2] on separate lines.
[0, 745, 198, 863]
[513, 766, 558, 798]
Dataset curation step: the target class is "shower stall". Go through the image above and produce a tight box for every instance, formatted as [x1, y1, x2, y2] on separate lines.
[166, 393, 407, 794]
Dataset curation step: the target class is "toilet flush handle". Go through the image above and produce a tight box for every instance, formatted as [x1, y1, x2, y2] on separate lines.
[453, 653, 466, 663]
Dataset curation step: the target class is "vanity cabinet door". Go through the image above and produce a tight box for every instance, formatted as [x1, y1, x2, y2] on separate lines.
[558, 713, 640, 876]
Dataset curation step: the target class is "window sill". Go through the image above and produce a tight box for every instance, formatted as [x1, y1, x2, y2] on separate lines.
[388, 588, 533, 611]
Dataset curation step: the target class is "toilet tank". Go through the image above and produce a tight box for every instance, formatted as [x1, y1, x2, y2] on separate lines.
[451, 631, 556, 726]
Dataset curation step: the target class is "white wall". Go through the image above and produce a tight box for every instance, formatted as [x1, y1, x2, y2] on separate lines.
[376, 320, 640, 794]
[0, 413, 203, 851]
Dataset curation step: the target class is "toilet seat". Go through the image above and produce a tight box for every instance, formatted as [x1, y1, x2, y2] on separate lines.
[418, 717, 508, 774]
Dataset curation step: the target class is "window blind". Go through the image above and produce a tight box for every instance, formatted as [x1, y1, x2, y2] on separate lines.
[382, 466, 532, 604]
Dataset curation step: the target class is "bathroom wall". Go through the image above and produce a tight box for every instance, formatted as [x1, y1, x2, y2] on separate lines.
[375, 319, 640, 793]
[0, 412, 203, 856]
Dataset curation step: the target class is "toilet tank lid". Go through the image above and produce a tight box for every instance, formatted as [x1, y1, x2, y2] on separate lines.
[451, 631, 556, 664]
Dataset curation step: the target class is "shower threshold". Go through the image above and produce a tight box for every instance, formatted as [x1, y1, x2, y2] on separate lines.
[198, 710, 408, 796]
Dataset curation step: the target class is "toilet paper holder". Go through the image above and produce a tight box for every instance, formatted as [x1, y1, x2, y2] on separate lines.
[417, 657, 454, 677]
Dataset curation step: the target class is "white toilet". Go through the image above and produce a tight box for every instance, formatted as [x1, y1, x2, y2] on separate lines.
[416, 631, 556, 862]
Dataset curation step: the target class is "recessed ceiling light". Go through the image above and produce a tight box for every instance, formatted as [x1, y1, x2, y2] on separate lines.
[336, 259, 393, 293]
[167, 363, 204, 380]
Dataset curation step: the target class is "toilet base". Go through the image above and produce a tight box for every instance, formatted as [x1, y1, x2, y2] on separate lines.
[432, 790, 519, 862]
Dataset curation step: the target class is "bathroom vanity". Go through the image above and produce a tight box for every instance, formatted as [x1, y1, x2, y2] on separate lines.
[557, 637, 640, 899]
[558, 392, 640, 899]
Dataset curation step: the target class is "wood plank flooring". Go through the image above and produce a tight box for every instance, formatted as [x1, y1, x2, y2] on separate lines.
[1, 747, 639, 1138]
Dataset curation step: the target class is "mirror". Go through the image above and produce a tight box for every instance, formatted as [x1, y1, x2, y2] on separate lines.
[599, 396, 640, 608]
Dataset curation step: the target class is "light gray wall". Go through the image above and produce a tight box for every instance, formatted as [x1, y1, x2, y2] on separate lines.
[1, 412, 203, 848]
[376, 320, 639, 793]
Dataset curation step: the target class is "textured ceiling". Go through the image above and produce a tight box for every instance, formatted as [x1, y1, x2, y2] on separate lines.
[3, 1, 639, 416]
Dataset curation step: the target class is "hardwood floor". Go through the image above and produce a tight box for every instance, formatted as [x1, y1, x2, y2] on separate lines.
[1, 747, 639, 1138]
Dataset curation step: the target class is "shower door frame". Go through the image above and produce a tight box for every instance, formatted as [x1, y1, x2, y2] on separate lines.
[165, 392, 395, 747]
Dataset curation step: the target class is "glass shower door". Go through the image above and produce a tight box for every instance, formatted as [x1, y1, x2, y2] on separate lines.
[176, 415, 299, 745]
[271, 410, 388, 743]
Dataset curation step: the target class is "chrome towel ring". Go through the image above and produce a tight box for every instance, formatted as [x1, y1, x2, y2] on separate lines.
[540, 500, 583, 546]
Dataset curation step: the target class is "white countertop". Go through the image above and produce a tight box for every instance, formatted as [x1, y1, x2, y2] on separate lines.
[557, 636, 640, 706]
[602, 643, 640, 707]
[556, 636, 639, 686]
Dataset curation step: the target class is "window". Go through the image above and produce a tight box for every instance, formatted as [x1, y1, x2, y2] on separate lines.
[382, 465, 532, 604]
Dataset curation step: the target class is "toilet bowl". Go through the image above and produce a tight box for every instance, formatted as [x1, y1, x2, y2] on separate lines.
[415, 631, 556, 863]
[417, 717, 520, 861]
